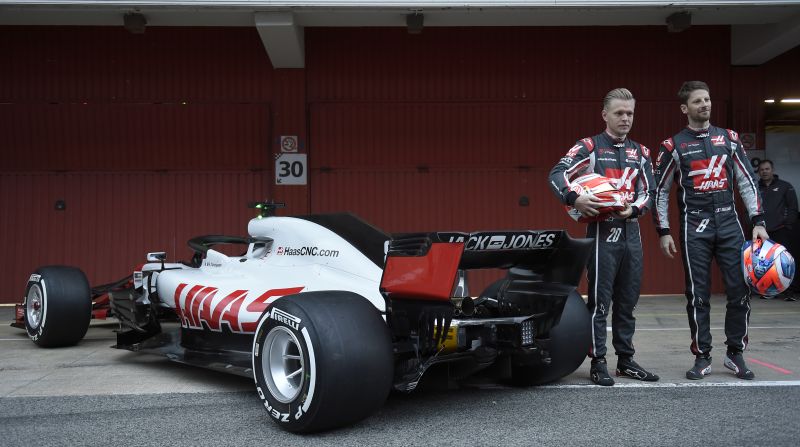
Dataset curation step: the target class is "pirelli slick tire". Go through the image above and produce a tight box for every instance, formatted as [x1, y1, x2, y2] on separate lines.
[511, 290, 591, 385]
[252, 291, 393, 433]
[23, 266, 92, 347]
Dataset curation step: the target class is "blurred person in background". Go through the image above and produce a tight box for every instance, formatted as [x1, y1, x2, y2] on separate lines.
[757, 159, 798, 301]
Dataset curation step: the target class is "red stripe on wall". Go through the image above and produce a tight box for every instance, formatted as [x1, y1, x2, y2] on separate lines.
[0, 172, 270, 302]
[0, 26, 273, 103]
[4, 25, 798, 300]
[1, 103, 271, 172]
[307, 26, 731, 103]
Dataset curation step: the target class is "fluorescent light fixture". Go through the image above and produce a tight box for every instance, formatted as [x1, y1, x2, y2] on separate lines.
[666, 11, 691, 33]
[406, 13, 424, 34]
[124, 12, 147, 34]
[780, 99, 800, 103]
[764, 99, 775, 103]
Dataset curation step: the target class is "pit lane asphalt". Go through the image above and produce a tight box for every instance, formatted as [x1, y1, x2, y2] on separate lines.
[1, 295, 799, 446]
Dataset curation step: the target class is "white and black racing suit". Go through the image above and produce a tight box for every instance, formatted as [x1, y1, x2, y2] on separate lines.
[549, 132, 655, 359]
[652, 126, 764, 356]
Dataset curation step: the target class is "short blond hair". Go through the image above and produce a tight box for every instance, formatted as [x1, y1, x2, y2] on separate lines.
[603, 88, 635, 110]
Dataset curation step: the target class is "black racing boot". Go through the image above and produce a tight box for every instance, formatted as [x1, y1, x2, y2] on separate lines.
[686, 355, 712, 380]
[590, 357, 615, 386]
[616, 356, 660, 381]
[724, 351, 755, 380]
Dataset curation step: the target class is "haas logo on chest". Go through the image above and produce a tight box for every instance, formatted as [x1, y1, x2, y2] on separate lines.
[711, 135, 726, 146]
[688, 155, 728, 192]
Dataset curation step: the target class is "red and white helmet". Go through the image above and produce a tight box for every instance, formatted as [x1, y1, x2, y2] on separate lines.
[565, 173, 627, 223]
[742, 239, 795, 297]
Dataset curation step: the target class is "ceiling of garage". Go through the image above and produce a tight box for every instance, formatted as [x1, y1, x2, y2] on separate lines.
[2, 1, 799, 67]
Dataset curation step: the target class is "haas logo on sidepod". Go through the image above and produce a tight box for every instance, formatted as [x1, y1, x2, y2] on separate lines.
[173, 284, 304, 334]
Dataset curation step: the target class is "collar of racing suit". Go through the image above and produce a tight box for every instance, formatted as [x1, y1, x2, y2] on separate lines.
[685, 125, 712, 137]
[603, 130, 627, 144]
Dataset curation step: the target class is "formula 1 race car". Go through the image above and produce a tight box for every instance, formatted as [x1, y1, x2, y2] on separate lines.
[12, 203, 592, 433]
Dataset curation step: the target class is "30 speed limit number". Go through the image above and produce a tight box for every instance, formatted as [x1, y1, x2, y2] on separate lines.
[275, 153, 307, 185]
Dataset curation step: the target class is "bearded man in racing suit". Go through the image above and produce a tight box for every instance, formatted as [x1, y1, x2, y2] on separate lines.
[652, 81, 768, 380]
[549, 88, 658, 386]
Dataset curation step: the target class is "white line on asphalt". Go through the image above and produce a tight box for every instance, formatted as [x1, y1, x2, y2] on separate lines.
[0, 337, 116, 341]
[634, 311, 800, 318]
[607, 326, 800, 331]
[542, 380, 800, 388]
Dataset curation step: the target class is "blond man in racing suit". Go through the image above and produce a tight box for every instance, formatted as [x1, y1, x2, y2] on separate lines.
[549, 88, 658, 386]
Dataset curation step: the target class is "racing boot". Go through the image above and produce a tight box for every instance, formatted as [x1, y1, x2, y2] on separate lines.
[686, 355, 712, 380]
[724, 351, 755, 380]
[616, 356, 659, 381]
[590, 357, 614, 386]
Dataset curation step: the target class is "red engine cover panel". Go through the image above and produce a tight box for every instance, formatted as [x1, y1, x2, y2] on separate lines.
[380, 242, 464, 301]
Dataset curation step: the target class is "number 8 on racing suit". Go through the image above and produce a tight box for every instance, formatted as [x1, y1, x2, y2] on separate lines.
[652, 126, 763, 356]
[549, 132, 655, 360]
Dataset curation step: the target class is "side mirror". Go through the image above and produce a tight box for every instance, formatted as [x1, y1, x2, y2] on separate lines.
[147, 252, 167, 262]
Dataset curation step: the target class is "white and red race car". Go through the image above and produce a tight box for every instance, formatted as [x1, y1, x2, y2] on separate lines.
[13, 203, 592, 433]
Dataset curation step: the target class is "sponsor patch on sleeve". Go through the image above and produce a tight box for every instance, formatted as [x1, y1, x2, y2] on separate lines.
[566, 144, 581, 158]
[581, 137, 595, 152]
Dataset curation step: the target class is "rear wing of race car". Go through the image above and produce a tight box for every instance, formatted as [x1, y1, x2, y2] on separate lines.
[380, 230, 592, 301]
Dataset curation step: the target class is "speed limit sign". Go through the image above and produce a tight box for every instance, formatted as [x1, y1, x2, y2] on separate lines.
[275, 153, 307, 185]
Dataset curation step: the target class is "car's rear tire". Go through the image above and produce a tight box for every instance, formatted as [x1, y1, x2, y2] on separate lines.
[511, 290, 591, 385]
[23, 266, 92, 347]
[252, 291, 393, 433]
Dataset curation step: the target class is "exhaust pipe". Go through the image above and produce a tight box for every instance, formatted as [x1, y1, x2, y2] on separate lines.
[451, 269, 474, 316]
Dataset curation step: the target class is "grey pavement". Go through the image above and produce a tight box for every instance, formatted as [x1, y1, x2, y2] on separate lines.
[2, 294, 798, 396]
[0, 295, 800, 397]
[1, 295, 799, 445]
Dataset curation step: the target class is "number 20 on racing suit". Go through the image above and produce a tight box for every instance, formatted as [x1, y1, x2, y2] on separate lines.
[549, 132, 655, 359]
[652, 127, 764, 356]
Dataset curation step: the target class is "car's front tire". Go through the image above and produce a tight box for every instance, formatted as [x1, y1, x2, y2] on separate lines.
[23, 266, 92, 347]
[252, 291, 393, 433]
